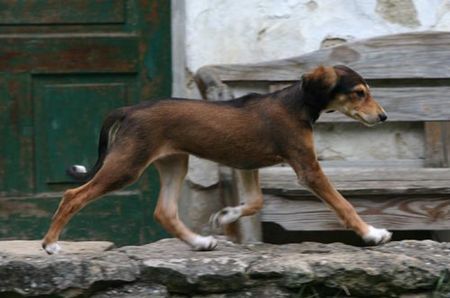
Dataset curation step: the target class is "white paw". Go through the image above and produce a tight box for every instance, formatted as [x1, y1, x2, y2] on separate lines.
[362, 226, 392, 245]
[43, 242, 61, 255]
[210, 206, 242, 229]
[189, 236, 217, 251]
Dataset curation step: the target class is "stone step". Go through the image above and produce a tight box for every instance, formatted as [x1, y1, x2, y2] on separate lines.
[0, 240, 114, 256]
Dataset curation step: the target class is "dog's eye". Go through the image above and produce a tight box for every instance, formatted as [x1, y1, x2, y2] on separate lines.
[355, 90, 365, 98]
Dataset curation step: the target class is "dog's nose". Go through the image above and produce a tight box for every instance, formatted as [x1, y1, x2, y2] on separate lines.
[379, 113, 387, 122]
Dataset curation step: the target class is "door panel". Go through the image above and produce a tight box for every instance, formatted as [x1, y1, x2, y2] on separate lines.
[0, 73, 33, 195]
[0, 0, 126, 25]
[33, 75, 137, 190]
[0, 35, 139, 73]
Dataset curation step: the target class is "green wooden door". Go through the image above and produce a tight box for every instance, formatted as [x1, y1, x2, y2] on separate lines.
[0, 0, 170, 245]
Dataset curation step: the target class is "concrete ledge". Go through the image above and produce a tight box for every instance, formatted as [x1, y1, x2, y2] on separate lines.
[0, 238, 449, 297]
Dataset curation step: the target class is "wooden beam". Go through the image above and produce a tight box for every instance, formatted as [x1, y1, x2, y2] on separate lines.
[261, 194, 450, 231]
[425, 122, 446, 167]
[425, 122, 450, 167]
[197, 32, 450, 82]
[259, 167, 450, 196]
[210, 84, 450, 122]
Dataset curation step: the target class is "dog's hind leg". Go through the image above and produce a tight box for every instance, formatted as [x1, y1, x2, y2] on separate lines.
[42, 149, 151, 254]
[153, 154, 217, 251]
[210, 169, 263, 234]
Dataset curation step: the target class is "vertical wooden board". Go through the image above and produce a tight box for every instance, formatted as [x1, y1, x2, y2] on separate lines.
[0, 73, 33, 195]
[425, 122, 449, 167]
[444, 123, 450, 166]
[33, 76, 135, 190]
[136, 0, 172, 99]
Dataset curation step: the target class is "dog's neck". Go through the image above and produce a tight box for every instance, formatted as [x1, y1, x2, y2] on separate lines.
[274, 81, 323, 124]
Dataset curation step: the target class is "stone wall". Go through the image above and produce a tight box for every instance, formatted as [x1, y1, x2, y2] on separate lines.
[1, 239, 449, 297]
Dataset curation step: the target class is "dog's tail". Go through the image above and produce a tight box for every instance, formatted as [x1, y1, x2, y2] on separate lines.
[66, 109, 126, 183]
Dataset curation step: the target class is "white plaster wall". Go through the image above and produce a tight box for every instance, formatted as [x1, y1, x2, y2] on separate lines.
[184, 0, 448, 83]
[176, 0, 450, 162]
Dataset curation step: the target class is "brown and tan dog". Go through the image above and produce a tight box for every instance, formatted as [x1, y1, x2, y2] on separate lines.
[42, 65, 391, 254]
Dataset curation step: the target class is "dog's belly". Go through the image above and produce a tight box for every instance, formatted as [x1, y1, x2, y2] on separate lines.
[222, 156, 283, 170]
[166, 124, 286, 169]
[187, 147, 284, 170]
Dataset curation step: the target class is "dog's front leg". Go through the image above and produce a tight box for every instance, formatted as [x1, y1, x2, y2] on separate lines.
[289, 156, 391, 245]
[210, 169, 263, 233]
[154, 155, 217, 251]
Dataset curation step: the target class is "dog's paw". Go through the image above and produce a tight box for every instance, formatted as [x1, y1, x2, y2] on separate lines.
[210, 207, 242, 229]
[42, 242, 61, 255]
[190, 236, 218, 251]
[362, 226, 392, 245]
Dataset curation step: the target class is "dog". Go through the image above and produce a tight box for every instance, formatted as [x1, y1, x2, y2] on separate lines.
[42, 65, 391, 254]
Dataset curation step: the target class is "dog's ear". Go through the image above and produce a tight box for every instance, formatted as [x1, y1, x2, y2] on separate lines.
[302, 66, 338, 93]
[301, 66, 338, 110]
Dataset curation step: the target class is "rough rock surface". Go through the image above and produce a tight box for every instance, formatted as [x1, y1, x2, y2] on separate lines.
[0, 238, 449, 297]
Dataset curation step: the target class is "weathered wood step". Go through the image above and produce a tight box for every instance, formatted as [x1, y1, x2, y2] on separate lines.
[261, 194, 450, 231]
[259, 166, 450, 196]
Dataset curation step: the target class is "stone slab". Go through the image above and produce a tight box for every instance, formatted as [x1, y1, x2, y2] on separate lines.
[0, 240, 114, 256]
[0, 239, 449, 297]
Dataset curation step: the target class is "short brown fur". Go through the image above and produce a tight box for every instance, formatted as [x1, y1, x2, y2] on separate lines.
[42, 65, 389, 253]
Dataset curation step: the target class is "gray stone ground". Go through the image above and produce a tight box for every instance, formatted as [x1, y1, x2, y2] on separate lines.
[0, 238, 449, 297]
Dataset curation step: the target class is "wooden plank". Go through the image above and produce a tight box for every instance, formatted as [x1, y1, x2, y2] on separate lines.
[319, 159, 424, 168]
[261, 194, 450, 231]
[444, 123, 450, 166]
[261, 166, 450, 182]
[232, 170, 262, 243]
[259, 167, 450, 196]
[425, 122, 447, 167]
[198, 32, 450, 82]
[269, 83, 288, 93]
[0, 34, 139, 73]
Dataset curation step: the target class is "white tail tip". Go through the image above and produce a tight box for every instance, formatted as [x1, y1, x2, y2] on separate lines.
[72, 165, 87, 174]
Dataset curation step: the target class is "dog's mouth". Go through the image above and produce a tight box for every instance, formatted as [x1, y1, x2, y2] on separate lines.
[349, 112, 380, 127]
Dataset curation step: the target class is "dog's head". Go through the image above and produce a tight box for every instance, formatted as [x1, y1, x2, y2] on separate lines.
[302, 65, 387, 126]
